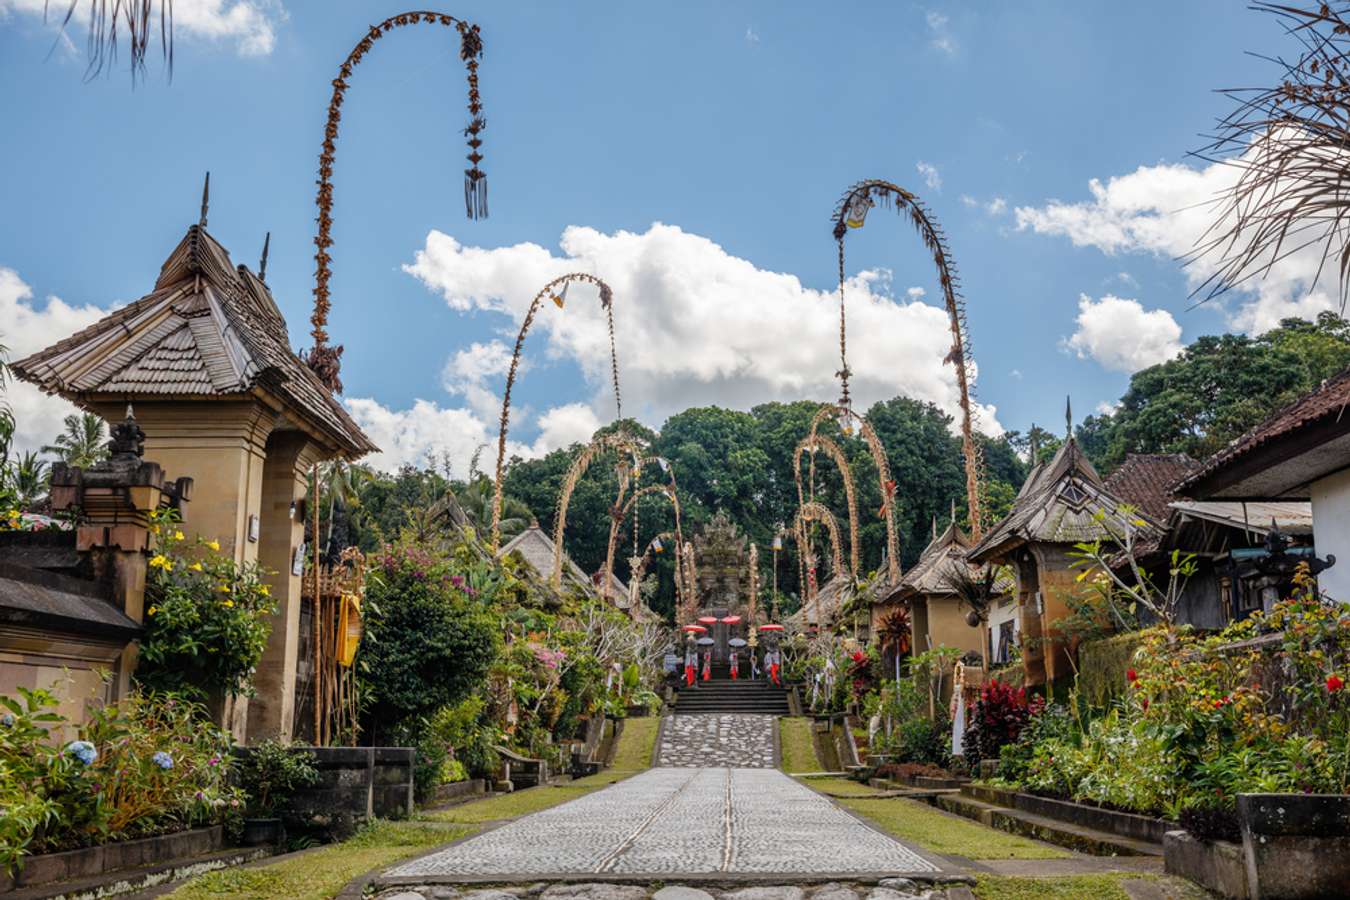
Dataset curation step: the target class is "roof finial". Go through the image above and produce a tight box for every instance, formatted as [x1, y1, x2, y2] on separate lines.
[1029, 422, 1040, 463]
[932, 514, 938, 542]
[951, 497, 957, 527]
[198, 172, 210, 229]
[1065, 395, 1073, 439]
[258, 232, 271, 281]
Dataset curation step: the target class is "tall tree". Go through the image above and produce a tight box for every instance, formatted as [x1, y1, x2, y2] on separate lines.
[42, 413, 108, 469]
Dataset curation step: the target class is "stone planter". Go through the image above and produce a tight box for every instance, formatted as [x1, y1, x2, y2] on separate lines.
[0, 825, 223, 892]
[430, 778, 485, 806]
[1163, 831, 1247, 898]
[240, 818, 283, 847]
[1237, 792, 1350, 899]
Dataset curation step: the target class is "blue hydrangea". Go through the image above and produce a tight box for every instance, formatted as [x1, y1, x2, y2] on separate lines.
[0, 713, 14, 727]
[66, 740, 98, 765]
[151, 751, 174, 770]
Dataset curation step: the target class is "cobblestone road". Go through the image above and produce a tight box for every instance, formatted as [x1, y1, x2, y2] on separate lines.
[389, 767, 941, 878]
[658, 714, 776, 767]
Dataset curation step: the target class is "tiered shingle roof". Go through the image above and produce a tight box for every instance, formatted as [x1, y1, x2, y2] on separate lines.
[1103, 453, 1198, 522]
[12, 225, 376, 457]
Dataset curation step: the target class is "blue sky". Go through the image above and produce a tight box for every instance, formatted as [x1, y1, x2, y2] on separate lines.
[0, 2, 1319, 472]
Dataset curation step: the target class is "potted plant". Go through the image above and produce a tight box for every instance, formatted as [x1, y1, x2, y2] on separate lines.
[236, 740, 319, 846]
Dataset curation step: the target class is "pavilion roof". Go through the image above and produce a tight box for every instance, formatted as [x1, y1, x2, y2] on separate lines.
[969, 437, 1138, 563]
[1103, 453, 1198, 523]
[11, 224, 376, 457]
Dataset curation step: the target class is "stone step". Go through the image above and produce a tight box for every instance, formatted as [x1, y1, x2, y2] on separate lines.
[931, 792, 1163, 857]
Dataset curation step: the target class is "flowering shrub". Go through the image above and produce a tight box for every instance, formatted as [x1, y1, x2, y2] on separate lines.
[966, 679, 1043, 766]
[137, 510, 277, 698]
[993, 567, 1350, 820]
[0, 688, 241, 876]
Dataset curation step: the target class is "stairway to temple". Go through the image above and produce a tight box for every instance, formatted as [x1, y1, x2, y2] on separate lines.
[672, 676, 791, 715]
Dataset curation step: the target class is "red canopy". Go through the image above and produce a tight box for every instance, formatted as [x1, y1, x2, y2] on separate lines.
[758, 623, 784, 632]
[720, 615, 742, 624]
[682, 624, 708, 633]
[697, 616, 718, 624]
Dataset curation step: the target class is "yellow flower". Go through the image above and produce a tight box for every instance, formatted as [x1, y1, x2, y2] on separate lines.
[149, 554, 173, 572]
[147, 606, 157, 616]
[259, 584, 271, 597]
[223, 599, 234, 608]
[206, 539, 221, 552]
[173, 530, 185, 542]
[190, 562, 204, 572]
[150, 524, 161, 535]
[218, 583, 229, 593]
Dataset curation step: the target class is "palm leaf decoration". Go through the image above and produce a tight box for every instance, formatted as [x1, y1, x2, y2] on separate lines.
[44, 1, 174, 80]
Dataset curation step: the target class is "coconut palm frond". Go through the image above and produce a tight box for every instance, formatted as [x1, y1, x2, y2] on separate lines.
[1191, 2, 1350, 312]
[45, 0, 175, 81]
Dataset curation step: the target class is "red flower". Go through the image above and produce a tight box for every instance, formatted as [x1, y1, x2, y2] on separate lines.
[1141, 698, 1150, 711]
[1126, 668, 1138, 684]
[1327, 674, 1344, 693]
[1213, 698, 1225, 709]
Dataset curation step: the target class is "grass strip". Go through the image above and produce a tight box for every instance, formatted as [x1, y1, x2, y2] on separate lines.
[163, 820, 469, 900]
[778, 716, 820, 773]
[841, 797, 1069, 860]
[800, 775, 884, 797]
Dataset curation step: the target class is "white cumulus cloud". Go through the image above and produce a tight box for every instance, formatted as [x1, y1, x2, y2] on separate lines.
[1014, 141, 1347, 333]
[0, 0, 281, 56]
[0, 267, 108, 454]
[1062, 294, 1183, 373]
[916, 161, 943, 191]
[352, 221, 1003, 474]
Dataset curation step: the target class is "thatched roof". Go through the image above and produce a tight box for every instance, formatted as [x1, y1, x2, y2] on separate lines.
[12, 224, 375, 457]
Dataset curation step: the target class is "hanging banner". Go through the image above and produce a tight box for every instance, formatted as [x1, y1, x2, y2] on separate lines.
[337, 591, 363, 667]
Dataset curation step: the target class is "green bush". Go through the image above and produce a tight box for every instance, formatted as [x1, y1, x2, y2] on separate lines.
[137, 510, 277, 699]
[1077, 633, 1144, 708]
[359, 539, 499, 738]
[0, 688, 241, 876]
[236, 740, 319, 818]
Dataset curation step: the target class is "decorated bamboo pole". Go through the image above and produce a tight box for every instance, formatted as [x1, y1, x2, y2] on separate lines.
[311, 463, 322, 744]
[492, 274, 620, 552]
[831, 179, 986, 537]
[306, 11, 488, 393]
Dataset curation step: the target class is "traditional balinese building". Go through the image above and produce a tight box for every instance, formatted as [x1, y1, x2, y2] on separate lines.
[967, 435, 1137, 687]
[497, 523, 635, 614]
[11, 195, 376, 740]
[1176, 371, 1349, 602]
[0, 411, 188, 732]
[883, 520, 985, 663]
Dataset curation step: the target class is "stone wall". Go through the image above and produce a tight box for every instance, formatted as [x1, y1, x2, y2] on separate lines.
[235, 746, 415, 823]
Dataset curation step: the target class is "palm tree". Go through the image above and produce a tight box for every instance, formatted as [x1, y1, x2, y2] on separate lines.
[317, 459, 371, 555]
[460, 476, 531, 540]
[42, 413, 108, 469]
[12, 453, 49, 510]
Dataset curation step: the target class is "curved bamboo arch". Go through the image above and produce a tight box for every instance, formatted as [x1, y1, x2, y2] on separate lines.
[627, 530, 678, 614]
[795, 500, 845, 584]
[604, 482, 683, 597]
[306, 11, 486, 391]
[831, 179, 986, 537]
[792, 433, 861, 578]
[492, 273, 622, 552]
[805, 404, 900, 584]
[549, 430, 644, 587]
[680, 541, 699, 624]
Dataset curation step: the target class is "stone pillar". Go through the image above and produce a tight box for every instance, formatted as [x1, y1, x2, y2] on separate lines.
[88, 401, 270, 564]
[247, 432, 325, 741]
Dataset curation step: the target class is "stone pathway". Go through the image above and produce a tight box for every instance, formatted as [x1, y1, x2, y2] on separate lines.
[657, 714, 775, 768]
[376, 880, 961, 900]
[387, 768, 943, 879]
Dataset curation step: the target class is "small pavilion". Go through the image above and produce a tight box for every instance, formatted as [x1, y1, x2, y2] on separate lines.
[12, 192, 376, 740]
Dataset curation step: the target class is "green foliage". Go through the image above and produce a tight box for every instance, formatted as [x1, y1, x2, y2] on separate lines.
[236, 740, 319, 818]
[40, 412, 108, 469]
[137, 510, 278, 698]
[359, 539, 500, 738]
[0, 688, 240, 876]
[1081, 313, 1350, 470]
[1077, 633, 1145, 708]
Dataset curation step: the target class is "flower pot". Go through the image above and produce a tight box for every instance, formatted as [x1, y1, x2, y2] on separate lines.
[241, 817, 284, 847]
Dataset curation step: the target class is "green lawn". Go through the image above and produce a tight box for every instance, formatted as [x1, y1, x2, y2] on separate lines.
[800, 776, 883, 797]
[163, 820, 470, 900]
[606, 715, 660, 772]
[841, 798, 1069, 860]
[778, 716, 820, 773]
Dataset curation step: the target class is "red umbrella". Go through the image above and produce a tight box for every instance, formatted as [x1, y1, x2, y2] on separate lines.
[759, 623, 784, 632]
[682, 624, 708, 633]
[697, 615, 718, 625]
[720, 615, 742, 624]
